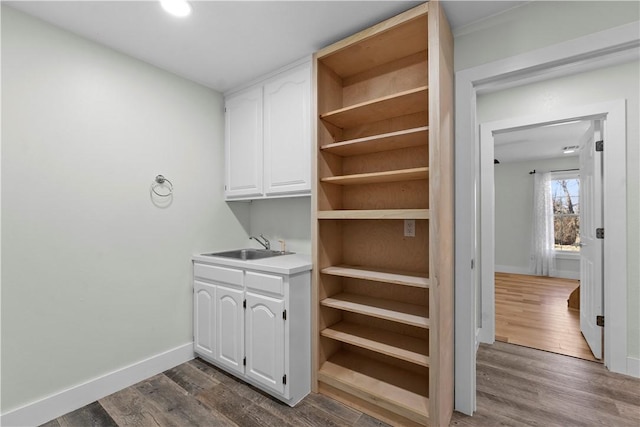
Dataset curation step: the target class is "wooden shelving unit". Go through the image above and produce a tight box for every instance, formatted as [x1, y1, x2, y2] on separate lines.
[312, 2, 454, 426]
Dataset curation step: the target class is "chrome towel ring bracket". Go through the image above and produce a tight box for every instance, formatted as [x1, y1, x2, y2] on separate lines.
[152, 174, 173, 197]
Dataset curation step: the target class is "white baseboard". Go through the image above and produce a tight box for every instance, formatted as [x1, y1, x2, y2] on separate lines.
[1, 343, 194, 427]
[495, 265, 579, 280]
[627, 356, 640, 378]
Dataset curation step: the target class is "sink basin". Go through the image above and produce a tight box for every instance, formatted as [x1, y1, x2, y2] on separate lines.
[202, 249, 294, 260]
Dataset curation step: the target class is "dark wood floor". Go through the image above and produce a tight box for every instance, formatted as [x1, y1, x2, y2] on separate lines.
[42, 342, 640, 427]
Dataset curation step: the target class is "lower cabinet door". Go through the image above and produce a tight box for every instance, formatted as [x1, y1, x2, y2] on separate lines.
[194, 281, 216, 359]
[245, 292, 285, 395]
[216, 285, 245, 375]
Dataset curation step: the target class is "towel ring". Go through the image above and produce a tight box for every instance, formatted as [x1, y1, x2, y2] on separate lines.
[152, 175, 173, 197]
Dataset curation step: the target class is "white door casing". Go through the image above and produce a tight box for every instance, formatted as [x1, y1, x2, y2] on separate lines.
[216, 285, 245, 374]
[245, 292, 286, 395]
[579, 123, 604, 360]
[455, 22, 636, 414]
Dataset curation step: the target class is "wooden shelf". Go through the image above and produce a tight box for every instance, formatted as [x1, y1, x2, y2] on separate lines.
[320, 293, 429, 329]
[321, 265, 429, 288]
[321, 321, 429, 367]
[318, 350, 429, 425]
[320, 87, 428, 128]
[317, 209, 429, 220]
[320, 127, 428, 157]
[316, 4, 428, 78]
[321, 167, 428, 186]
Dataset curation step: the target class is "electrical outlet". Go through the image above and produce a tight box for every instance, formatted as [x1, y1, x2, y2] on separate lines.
[404, 219, 415, 237]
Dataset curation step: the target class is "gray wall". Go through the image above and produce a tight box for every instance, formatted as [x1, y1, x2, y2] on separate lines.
[1, 6, 250, 412]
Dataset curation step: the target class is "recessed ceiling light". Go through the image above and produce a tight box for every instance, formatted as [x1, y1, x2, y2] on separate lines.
[562, 145, 579, 154]
[160, 0, 192, 17]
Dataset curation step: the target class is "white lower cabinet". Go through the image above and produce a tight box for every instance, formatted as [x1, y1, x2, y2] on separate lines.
[193, 260, 310, 406]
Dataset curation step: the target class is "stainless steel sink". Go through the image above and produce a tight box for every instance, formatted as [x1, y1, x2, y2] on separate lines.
[202, 249, 293, 260]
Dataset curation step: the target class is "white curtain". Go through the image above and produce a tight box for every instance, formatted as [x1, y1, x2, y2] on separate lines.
[530, 172, 556, 276]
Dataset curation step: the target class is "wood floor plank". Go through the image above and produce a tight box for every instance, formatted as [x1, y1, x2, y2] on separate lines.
[495, 272, 598, 361]
[57, 401, 117, 427]
[134, 373, 237, 426]
[100, 386, 180, 427]
[189, 358, 270, 404]
[163, 361, 219, 395]
[353, 413, 393, 427]
[304, 391, 363, 424]
[197, 383, 294, 427]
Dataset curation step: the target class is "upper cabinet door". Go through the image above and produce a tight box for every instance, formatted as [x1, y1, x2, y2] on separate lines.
[263, 64, 311, 196]
[225, 87, 263, 199]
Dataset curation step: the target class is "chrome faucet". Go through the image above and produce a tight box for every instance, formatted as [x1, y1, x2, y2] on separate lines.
[250, 234, 270, 250]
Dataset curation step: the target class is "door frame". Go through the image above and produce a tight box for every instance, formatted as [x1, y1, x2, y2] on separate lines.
[454, 21, 639, 415]
[477, 101, 625, 356]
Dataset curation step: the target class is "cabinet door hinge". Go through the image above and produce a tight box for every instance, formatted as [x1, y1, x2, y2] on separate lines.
[595, 140, 604, 152]
[243, 299, 247, 309]
[596, 228, 604, 239]
[282, 374, 287, 385]
[283, 309, 287, 320]
[596, 315, 604, 327]
[243, 357, 246, 366]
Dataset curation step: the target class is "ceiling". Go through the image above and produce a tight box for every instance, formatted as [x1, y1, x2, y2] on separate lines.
[494, 121, 593, 164]
[6, 1, 528, 93]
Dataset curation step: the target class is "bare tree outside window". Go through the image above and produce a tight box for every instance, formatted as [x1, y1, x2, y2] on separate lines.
[551, 178, 580, 251]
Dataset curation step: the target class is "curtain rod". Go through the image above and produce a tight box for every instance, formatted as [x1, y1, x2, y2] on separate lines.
[528, 168, 579, 175]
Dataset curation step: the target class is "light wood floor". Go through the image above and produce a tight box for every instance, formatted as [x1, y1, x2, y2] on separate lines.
[41, 343, 640, 427]
[495, 272, 598, 362]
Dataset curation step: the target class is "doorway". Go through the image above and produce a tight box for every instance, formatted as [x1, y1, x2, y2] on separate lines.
[489, 118, 602, 362]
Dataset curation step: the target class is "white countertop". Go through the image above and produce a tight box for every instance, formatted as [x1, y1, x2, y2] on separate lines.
[192, 251, 312, 275]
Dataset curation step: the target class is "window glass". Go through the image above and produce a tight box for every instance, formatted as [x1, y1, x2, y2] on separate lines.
[551, 178, 580, 252]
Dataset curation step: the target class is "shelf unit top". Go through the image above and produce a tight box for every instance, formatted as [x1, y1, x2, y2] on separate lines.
[316, 4, 428, 78]
[320, 86, 428, 128]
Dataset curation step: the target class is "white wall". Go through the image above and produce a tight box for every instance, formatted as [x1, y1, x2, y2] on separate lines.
[494, 157, 580, 279]
[1, 6, 250, 414]
[477, 60, 640, 359]
[454, 0, 640, 71]
[245, 198, 312, 255]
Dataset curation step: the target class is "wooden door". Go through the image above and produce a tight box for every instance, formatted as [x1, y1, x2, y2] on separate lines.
[245, 291, 285, 395]
[225, 86, 263, 199]
[263, 63, 311, 196]
[193, 281, 215, 360]
[216, 285, 245, 374]
[579, 123, 603, 360]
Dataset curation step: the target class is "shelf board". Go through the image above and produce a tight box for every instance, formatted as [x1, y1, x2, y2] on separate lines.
[316, 4, 428, 78]
[321, 265, 429, 288]
[321, 167, 428, 186]
[317, 209, 429, 220]
[320, 293, 429, 329]
[321, 321, 429, 367]
[318, 350, 429, 425]
[320, 127, 428, 157]
[320, 86, 428, 128]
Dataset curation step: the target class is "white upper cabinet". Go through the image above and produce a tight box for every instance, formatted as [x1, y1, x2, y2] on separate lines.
[263, 63, 311, 196]
[224, 87, 263, 198]
[224, 60, 311, 200]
